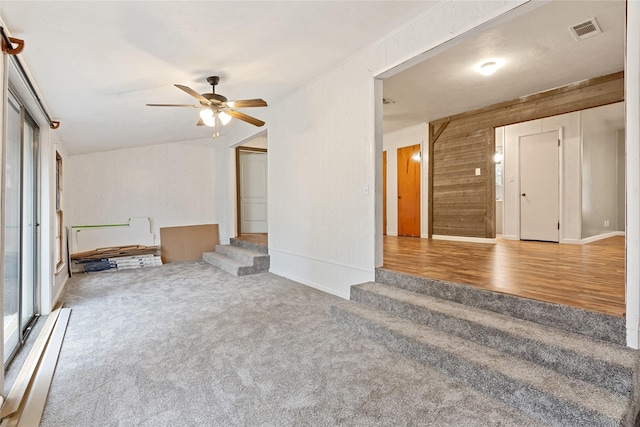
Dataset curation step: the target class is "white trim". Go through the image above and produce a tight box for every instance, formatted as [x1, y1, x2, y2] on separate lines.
[500, 234, 519, 241]
[625, 0, 640, 349]
[627, 329, 639, 350]
[269, 248, 372, 275]
[561, 232, 626, 245]
[432, 235, 496, 244]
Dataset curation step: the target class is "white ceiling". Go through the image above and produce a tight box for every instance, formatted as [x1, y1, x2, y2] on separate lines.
[0, 1, 626, 154]
[382, 0, 625, 134]
[0, 1, 439, 154]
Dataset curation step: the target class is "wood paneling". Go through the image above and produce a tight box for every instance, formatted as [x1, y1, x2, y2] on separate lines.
[429, 71, 624, 239]
[383, 235, 625, 317]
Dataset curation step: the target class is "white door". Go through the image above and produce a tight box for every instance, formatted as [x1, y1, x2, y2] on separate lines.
[239, 151, 268, 233]
[520, 131, 559, 242]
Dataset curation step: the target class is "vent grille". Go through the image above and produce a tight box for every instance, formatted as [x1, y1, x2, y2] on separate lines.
[569, 17, 602, 41]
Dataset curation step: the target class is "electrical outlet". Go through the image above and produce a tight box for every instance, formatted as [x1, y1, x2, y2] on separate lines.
[475, 168, 481, 176]
[605, 220, 610, 227]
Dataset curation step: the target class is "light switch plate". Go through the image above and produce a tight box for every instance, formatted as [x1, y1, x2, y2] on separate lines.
[475, 168, 481, 176]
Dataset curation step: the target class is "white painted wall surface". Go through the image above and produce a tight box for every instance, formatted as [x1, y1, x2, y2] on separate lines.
[382, 124, 428, 237]
[617, 129, 625, 231]
[66, 142, 220, 244]
[626, 0, 640, 348]
[582, 104, 624, 238]
[261, 0, 531, 298]
[502, 111, 581, 242]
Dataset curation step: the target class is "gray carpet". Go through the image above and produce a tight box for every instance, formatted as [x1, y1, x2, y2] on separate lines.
[41, 261, 547, 426]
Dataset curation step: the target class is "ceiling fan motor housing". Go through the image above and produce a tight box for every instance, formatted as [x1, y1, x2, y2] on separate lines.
[202, 76, 227, 105]
[201, 93, 228, 105]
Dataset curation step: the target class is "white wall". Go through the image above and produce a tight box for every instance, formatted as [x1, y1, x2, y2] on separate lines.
[66, 142, 222, 244]
[502, 111, 582, 242]
[382, 124, 428, 237]
[617, 129, 625, 231]
[254, 0, 532, 298]
[582, 103, 625, 238]
[625, 0, 640, 348]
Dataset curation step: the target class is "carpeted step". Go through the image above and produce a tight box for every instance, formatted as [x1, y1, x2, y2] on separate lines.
[330, 301, 638, 427]
[215, 245, 270, 271]
[230, 237, 269, 254]
[351, 281, 637, 397]
[202, 247, 269, 276]
[375, 268, 625, 345]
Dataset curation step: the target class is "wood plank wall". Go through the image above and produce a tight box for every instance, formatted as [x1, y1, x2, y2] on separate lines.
[428, 71, 624, 239]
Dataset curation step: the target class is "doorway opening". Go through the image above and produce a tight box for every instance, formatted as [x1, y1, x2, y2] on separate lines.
[235, 132, 268, 247]
[378, 0, 626, 318]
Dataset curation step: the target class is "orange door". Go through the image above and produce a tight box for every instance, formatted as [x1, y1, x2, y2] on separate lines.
[397, 144, 421, 237]
[383, 151, 387, 236]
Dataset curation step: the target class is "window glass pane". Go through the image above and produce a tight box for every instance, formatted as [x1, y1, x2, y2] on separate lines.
[4, 97, 21, 363]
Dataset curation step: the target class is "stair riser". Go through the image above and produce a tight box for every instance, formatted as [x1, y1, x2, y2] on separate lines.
[331, 306, 628, 427]
[375, 269, 625, 345]
[202, 253, 240, 276]
[351, 286, 633, 396]
[215, 245, 270, 268]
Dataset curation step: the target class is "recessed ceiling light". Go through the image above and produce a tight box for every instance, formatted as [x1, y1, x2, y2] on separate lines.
[475, 59, 504, 76]
[479, 61, 498, 76]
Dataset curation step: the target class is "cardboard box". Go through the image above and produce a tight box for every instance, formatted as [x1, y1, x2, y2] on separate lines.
[160, 224, 220, 263]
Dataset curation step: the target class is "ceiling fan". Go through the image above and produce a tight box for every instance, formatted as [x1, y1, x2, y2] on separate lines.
[147, 76, 267, 136]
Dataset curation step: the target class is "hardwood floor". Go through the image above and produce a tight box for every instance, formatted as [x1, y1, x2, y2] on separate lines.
[237, 233, 268, 246]
[383, 235, 625, 317]
[236, 232, 624, 317]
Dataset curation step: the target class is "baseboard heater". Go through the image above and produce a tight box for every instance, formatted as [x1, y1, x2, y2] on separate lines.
[0, 307, 71, 426]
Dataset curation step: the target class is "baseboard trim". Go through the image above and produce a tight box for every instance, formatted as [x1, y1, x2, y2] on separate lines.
[269, 270, 351, 300]
[563, 232, 625, 245]
[432, 235, 497, 244]
[500, 235, 519, 241]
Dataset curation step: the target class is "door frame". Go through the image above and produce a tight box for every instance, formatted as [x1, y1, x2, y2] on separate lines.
[235, 146, 267, 236]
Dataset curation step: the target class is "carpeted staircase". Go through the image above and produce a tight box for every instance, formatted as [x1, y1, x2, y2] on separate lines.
[203, 238, 269, 276]
[330, 268, 640, 427]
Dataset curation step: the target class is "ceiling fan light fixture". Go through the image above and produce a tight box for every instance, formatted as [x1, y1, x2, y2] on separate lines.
[199, 108, 214, 120]
[219, 111, 232, 126]
[200, 108, 217, 126]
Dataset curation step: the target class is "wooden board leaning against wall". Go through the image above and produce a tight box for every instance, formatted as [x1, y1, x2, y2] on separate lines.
[428, 71, 624, 239]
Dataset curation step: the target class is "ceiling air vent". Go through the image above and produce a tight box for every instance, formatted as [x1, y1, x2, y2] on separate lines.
[569, 17, 602, 41]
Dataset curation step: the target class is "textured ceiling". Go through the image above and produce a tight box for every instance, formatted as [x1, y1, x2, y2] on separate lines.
[382, 0, 625, 134]
[0, 1, 626, 154]
[0, 1, 439, 154]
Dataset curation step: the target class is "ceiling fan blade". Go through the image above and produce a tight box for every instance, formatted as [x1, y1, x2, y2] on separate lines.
[146, 103, 201, 108]
[174, 84, 211, 105]
[226, 109, 265, 127]
[227, 99, 268, 108]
